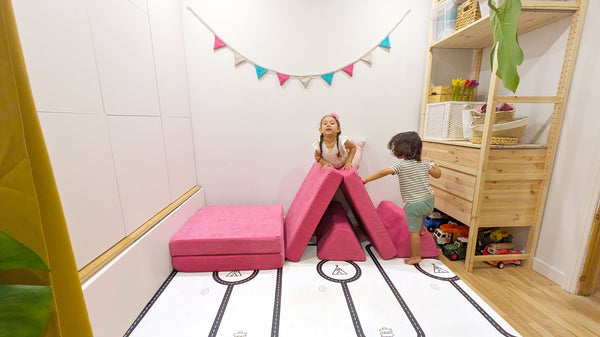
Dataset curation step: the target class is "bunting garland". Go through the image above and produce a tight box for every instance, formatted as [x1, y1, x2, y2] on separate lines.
[188, 6, 410, 89]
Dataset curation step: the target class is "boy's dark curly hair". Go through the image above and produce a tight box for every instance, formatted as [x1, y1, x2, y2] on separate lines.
[387, 131, 422, 161]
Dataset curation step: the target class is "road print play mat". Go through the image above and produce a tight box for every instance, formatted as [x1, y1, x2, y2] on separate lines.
[126, 244, 520, 337]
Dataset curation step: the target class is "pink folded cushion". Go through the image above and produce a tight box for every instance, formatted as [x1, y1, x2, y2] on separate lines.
[172, 252, 284, 272]
[339, 169, 397, 260]
[376, 201, 440, 258]
[317, 201, 366, 261]
[170, 205, 283, 256]
[284, 162, 343, 262]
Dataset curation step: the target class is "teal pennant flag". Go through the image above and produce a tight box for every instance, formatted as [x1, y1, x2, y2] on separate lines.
[255, 65, 267, 79]
[379, 36, 391, 49]
[321, 72, 334, 86]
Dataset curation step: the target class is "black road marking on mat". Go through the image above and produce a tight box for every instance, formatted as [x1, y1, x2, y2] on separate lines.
[210, 270, 259, 337]
[366, 244, 425, 337]
[317, 260, 364, 337]
[123, 269, 178, 336]
[271, 268, 283, 337]
[415, 263, 517, 337]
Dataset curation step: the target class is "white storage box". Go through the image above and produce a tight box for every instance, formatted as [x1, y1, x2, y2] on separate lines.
[423, 101, 485, 140]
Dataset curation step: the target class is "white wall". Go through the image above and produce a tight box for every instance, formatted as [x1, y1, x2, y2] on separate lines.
[13, 0, 197, 269]
[181, 0, 430, 210]
[182, 0, 600, 293]
[82, 188, 205, 337]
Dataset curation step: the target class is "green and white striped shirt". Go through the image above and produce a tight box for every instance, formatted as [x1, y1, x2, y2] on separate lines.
[391, 159, 434, 203]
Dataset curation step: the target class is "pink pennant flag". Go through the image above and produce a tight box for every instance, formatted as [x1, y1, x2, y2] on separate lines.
[342, 64, 354, 77]
[213, 36, 226, 50]
[277, 73, 290, 86]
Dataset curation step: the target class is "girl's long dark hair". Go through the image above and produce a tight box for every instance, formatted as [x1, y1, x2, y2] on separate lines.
[318, 116, 341, 160]
[387, 131, 422, 160]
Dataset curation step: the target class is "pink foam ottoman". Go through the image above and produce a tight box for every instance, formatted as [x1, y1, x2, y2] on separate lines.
[376, 201, 440, 258]
[339, 169, 397, 260]
[284, 162, 343, 262]
[316, 201, 366, 261]
[169, 205, 284, 272]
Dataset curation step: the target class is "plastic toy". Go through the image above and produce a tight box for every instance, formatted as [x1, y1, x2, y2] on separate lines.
[482, 243, 523, 269]
[489, 228, 512, 242]
[433, 223, 469, 246]
[442, 237, 468, 261]
[424, 211, 449, 232]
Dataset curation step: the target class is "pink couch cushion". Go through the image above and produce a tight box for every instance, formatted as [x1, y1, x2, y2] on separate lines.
[284, 163, 343, 262]
[339, 169, 397, 260]
[376, 201, 440, 258]
[170, 205, 283, 256]
[317, 202, 366, 261]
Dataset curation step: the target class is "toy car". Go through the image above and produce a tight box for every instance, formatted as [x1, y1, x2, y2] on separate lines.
[482, 243, 523, 269]
[424, 211, 448, 233]
[442, 237, 468, 261]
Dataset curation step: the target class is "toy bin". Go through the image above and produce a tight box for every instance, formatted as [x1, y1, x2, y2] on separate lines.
[431, 0, 464, 42]
[423, 101, 485, 140]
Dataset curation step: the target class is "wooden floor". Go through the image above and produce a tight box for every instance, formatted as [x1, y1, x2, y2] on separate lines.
[440, 256, 600, 337]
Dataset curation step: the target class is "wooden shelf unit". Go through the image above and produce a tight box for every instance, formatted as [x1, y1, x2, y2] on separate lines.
[419, 0, 588, 271]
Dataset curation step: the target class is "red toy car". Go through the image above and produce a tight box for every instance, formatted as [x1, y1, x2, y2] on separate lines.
[483, 243, 523, 269]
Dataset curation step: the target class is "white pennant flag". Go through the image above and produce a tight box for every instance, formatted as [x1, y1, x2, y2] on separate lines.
[299, 76, 312, 89]
[360, 52, 373, 66]
[233, 52, 247, 67]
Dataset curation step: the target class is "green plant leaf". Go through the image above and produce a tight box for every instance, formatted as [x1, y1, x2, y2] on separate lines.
[0, 231, 49, 272]
[489, 0, 524, 93]
[0, 285, 53, 337]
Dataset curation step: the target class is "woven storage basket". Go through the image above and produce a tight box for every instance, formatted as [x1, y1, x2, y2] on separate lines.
[469, 136, 520, 146]
[424, 101, 485, 140]
[456, 0, 481, 30]
[470, 109, 515, 125]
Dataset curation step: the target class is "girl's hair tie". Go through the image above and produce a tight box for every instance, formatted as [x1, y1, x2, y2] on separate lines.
[330, 112, 339, 120]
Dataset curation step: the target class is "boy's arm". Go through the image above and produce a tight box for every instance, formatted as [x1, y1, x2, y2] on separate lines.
[362, 168, 395, 184]
[429, 163, 442, 179]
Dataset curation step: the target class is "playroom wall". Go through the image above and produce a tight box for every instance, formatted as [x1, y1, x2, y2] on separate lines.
[182, 0, 600, 293]
[12, 0, 202, 335]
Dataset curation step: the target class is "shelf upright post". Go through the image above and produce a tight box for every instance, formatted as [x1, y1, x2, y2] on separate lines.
[464, 42, 501, 272]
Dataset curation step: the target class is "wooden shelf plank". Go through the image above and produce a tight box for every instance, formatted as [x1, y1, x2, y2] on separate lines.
[431, 2, 578, 49]
[471, 253, 530, 262]
[423, 139, 546, 149]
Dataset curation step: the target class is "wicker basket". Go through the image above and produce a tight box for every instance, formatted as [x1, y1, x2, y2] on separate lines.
[424, 101, 485, 140]
[456, 0, 481, 31]
[470, 109, 515, 125]
[469, 136, 520, 146]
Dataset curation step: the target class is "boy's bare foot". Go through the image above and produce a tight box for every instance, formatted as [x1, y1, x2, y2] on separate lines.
[404, 257, 422, 265]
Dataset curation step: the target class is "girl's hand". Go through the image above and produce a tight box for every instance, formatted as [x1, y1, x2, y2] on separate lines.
[321, 163, 333, 171]
[343, 162, 353, 170]
[361, 177, 368, 184]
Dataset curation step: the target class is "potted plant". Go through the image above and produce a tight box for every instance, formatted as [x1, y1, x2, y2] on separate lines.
[0, 230, 53, 337]
[488, 0, 524, 93]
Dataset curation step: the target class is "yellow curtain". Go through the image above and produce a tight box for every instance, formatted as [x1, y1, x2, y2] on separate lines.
[0, 1, 93, 336]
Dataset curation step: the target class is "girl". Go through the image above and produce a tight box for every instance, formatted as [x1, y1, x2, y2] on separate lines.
[362, 131, 441, 265]
[313, 113, 364, 170]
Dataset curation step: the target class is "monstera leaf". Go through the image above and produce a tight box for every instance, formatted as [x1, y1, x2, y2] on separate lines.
[489, 0, 524, 93]
[0, 231, 53, 337]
